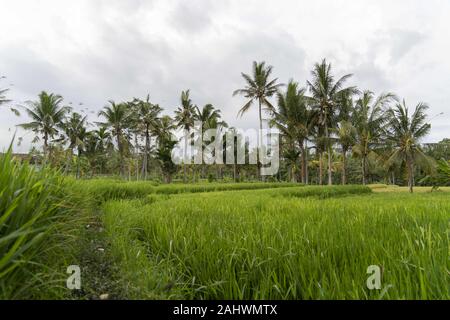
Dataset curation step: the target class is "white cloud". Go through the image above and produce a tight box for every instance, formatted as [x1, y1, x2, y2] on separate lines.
[1, 0, 449, 152]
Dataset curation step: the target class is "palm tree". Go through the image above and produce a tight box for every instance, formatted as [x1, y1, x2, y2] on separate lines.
[385, 100, 433, 193]
[311, 126, 327, 185]
[18, 91, 68, 161]
[194, 104, 227, 130]
[59, 112, 88, 176]
[85, 127, 112, 175]
[307, 59, 358, 185]
[336, 120, 356, 184]
[98, 101, 130, 176]
[233, 61, 283, 180]
[154, 115, 177, 183]
[194, 103, 228, 177]
[271, 80, 310, 183]
[132, 95, 162, 179]
[174, 90, 196, 183]
[335, 92, 356, 184]
[352, 91, 396, 184]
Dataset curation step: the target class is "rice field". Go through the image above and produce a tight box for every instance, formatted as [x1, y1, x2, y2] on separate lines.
[102, 185, 450, 300]
[2, 149, 449, 299]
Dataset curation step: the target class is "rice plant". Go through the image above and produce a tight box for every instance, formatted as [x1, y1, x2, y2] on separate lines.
[0, 147, 89, 299]
[102, 186, 449, 299]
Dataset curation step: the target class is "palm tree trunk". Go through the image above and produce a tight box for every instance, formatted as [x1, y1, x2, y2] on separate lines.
[408, 159, 414, 193]
[325, 125, 332, 185]
[300, 141, 306, 184]
[76, 150, 81, 179]
[319, 152, 323, 185]
[142, 127, 150, 180]
[135, 133, 139, 181]
[257, 99, 262, 181]
[183, 131, 187, 183]
[362, 156, 366, 185]
[43, 133, 49, 166]
[305, 141, 309, 185]
[117, 131, 124, 177]
[341, 147, 347, 185]
[64, 148, 73, 175]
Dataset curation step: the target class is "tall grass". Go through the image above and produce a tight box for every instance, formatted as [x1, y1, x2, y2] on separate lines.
[73, 180, 303, 202]
[0, 148, 89, 299]
[101, 186, 450, 299]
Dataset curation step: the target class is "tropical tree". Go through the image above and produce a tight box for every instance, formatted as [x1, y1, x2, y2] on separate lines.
[334, 92, 356, 184]
[174, 90, 196, 182]
[336, 120, 356, 184]
[154, 115, 177, 183]
[18, 91, 68, 161]
[233, 61, 283, 180]
[194, 103, 228, 177]
[98, 101, 130, 176]
[84, 127, 112, 175]
[59, 112, 88, 176]
[385, 100, 433, 193]
[132, 95, 162, 179]
[194, 104, 227, 130]
[271, 80, 310, 183]
[311, 126, 327, 185]
[307, 59, 358, 185]
[352, 91, 396, 184]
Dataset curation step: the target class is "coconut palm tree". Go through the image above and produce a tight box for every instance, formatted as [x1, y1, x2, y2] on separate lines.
[18, 91, 68, 161]
[84, 127, 113, 175]
[335, 92, 357, 184]
[307, 59, 358, 185]
[154, 115, 177, 183]
[174, 90, 196, 182]
[233, 61, 283, 180]
[194, 104, 227, 130]
[59, 112, 88, 176]
[271, 80, 311, 183]
[385, 100, 433, 193]
[352, 91, 396, 184]
[98, 101, 130, 176]
[194, 104, 228, 178]
[336, 120, 356, 184]
[132, 95, 162, 179]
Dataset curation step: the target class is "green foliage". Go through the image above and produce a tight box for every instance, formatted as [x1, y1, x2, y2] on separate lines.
[73, 179, 303, 202]
[233, 61, 283, 117]
[18, 91, 69, 156]
[102, 185, 448, 299]
[420, 159, 450, 188]
[0, 147, 89, 299]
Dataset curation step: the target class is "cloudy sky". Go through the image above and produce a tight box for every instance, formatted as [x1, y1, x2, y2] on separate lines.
[1, 0, 449, 152]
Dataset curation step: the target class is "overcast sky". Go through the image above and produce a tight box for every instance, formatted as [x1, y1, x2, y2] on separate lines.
[1, 0, 449, 152]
